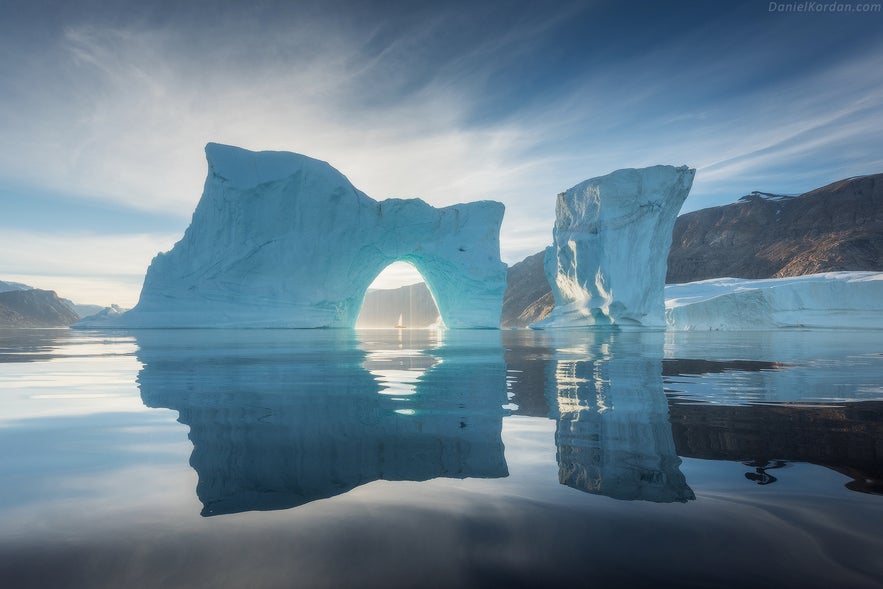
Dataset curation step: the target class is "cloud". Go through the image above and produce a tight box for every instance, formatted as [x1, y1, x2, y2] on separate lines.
[367, 261, 426, 290]
[0, 230, 180, 305]
[1, 1, 882, 304]
[0, 15, 557, 215]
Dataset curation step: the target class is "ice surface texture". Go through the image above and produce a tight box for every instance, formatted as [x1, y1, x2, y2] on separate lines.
[98, 144, 507, 328]
[665, 272, 883, 330]
[537, 165, 695, 329]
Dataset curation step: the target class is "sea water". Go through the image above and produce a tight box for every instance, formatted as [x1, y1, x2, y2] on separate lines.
[0, 327, 881, 588]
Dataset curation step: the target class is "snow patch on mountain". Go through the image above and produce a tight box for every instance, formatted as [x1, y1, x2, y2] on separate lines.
[736, 191, 797, 204]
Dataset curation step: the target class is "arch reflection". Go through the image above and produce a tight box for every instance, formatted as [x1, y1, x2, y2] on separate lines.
[136, 329, 508, 516]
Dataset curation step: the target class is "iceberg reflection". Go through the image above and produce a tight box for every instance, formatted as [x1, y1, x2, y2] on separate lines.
[544, 331, 695, 503]
[504, 329, 883, 498]
[135, 330, 508, 516]
[503, 330, 694, 503]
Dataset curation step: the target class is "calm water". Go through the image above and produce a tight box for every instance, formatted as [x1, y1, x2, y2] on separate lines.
[0, 327, 881, 588]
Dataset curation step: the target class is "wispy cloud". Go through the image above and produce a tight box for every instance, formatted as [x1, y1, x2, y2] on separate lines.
[0, 18, 551, 214]
[1, 1, 882, 303]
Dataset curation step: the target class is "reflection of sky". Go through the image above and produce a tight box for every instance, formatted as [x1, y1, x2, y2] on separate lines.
[663, 330, 883, 404]
[364, 350, 439, 397]
[360, 330, 444, 399]
[0, 335, 147, 422]
[0, 330, 191, 522]
[1, 329, 882, 587]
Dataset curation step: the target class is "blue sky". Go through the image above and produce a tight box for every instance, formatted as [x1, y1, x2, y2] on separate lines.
[1, 0, 882, 305]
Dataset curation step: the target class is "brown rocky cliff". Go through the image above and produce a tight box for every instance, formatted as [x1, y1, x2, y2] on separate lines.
[0, 289, 80, 327]
[667, 174, 883, 283]
[501, 251, 554, 329]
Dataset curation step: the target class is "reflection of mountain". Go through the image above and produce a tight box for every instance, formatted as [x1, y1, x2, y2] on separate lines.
[669, 401, 883, 495]
[502, 331, 554, 418]
[662, 358, 786, 376]
[0, 328, 72, 362]
[136, 330, 508, 516]
[503, 330, 883, 499]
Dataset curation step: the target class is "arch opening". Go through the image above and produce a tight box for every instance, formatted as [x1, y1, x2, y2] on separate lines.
[355, 261, 443, 329]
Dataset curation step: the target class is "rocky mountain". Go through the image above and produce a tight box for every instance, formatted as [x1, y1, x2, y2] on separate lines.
[0, 289, 80, 327]
[0, 279, 118, 326]
[0, 280, 31, 293]
[501, 251, 553, 329]
[69, 303, 106, 318]
[501, 173, 883, 327]
[667, 173, 883, 283]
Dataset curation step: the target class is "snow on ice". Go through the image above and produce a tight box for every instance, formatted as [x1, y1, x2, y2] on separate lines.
[665, 272, 883, 330]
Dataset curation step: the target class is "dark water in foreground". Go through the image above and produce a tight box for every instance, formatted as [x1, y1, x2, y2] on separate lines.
[0, 328, 881, 589]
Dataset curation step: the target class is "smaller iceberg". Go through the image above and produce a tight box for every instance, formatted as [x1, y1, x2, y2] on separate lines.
[537, 165, 695, 329]
[665, 272, 883, 330]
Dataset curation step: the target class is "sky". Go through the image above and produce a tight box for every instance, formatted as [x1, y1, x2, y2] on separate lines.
[1, 0, 882, 306]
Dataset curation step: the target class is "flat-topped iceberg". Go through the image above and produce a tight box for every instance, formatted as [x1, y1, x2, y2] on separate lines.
[665, 272, 883, 330]
[536, 165, 695, 329]
[80, 143, 507, 329]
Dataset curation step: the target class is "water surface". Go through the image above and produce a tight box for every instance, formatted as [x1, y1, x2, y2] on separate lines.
[0, 328, 881, 588]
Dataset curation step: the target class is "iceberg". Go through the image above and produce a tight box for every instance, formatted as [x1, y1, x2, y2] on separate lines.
[83, 144, 507, 329]
[537, 165, 695, 329]
[665, 272, 883, 330]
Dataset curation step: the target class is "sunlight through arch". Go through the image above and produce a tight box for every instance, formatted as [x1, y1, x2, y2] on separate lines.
[355, 261, 443, 329]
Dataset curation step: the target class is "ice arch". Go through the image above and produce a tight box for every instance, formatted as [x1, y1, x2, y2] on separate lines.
[106, 143, 507, 328]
